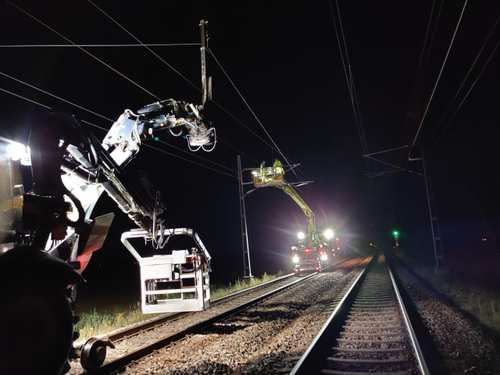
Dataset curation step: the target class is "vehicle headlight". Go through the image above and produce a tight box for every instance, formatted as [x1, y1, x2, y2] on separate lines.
[323, 228, 334, 241]
[292, 254, 300, 264]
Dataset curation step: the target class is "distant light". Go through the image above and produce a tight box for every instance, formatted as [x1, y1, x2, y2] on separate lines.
[290, 246, 297, 251]
[292, 254, 300, 264]
[297, 231, 305, 240]
[320, 252, 328, 261]
[323, 228, 335, 241]
[391, 229, 400, 239]
[251, 170, 258, 176]
[481, 237, 488, 242]
[7, 141, 31, 165]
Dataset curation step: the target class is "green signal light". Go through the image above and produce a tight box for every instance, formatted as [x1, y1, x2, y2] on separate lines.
[392, 230, 400, 239]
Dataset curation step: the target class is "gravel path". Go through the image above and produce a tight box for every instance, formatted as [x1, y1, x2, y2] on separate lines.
[116, 266, 363, 374]
[395, 260, 500, 375]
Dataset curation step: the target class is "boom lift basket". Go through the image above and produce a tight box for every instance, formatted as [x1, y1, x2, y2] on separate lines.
[251, 161, 285, 188]
[121, 228, 211, 314]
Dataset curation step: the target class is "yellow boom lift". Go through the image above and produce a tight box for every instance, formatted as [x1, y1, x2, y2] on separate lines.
[250, 160, 335, 272]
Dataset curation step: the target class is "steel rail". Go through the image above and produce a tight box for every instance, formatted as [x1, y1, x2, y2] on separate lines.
[289, 262, 369, 375]
[387, 263, 430, 375]
[78, 257, 352, 347]
[92, 272, 320, 374]
[75, 272, 295, 348]
[290, 255, 431, 375]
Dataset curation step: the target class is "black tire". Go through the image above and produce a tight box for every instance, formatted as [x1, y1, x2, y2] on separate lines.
[0, 285, 74, 375]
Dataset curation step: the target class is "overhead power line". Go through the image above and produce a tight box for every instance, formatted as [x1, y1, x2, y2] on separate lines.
[7, 0, 160, 99]
[81, 0, 277, 153]
[85, 0, 201, 93]
[0, 70, 114, 122]
[328, 0, 368, 154]
[0, 43, 200, 48]
[0, 76, 235, 177]
[207, 48, 298, 177]
[8, 1, 277, 170]
[409, 0, 469, 156]
[434, 10, 500, 142]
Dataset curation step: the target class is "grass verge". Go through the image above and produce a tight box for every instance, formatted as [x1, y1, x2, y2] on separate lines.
[76, 272, 281, 340]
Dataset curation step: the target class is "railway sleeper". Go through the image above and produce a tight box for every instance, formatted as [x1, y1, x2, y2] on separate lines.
[324, 356, 413, 373]
[339, 333, 406, 341]
[332, 348, 409, 361]
[321, 369, 414, 375]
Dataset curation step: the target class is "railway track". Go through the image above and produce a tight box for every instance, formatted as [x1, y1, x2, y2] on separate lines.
[91, 273, 319, 374]
[72, 270, 302, 373]
[70, 257, 360, 374]
[73, 258, 356, 374]
[290, 255, 430, 375]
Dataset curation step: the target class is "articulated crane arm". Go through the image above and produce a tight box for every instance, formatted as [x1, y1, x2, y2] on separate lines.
[250, 160, 319, 247]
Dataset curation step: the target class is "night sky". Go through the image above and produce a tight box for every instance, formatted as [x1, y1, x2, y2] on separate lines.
[1, 1, 499, 293]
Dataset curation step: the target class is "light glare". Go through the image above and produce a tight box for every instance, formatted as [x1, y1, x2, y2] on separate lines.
[323, 228, 335, 240]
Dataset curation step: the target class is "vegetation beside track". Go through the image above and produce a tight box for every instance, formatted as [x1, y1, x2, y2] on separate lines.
[411, 265, 500, 333]
[76, 272, 280, 340]
[399, 251, 500, 334]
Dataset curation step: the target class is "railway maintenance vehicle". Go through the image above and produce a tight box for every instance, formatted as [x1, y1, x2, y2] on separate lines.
[250, 160, 336, 273]
[0, 20, 216, 374]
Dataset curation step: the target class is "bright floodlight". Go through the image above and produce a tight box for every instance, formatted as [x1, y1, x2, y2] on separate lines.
[297, 231, 305, 241]
[323, 228, 335, 241]
[292, 254, 300, 264]
[6, 141, 31, 166]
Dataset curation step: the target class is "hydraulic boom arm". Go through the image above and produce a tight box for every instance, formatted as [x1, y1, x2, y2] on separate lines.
[251, 160, 319, 247]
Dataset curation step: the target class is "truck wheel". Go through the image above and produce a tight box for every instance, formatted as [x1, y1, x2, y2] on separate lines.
[0, 285, 74, 375]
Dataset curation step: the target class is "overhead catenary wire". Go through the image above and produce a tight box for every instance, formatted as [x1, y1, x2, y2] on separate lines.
[404, 0, 443, 148]
[8, 1, 279, 171]
[207, 48, 298, 177]
[417, 0, 439, 71]
[0, 70, 114, 122]
[438, 38, 500, 139]
[0, 43, 200, 48]
[409, 0, 469, 155]
[85, 0, 201, 93]
[0, 69, 235, 173]
[7, 0, 160, 100]
[328, 0, 368, 154]
[82, 0, 277, 154]
[5, 2, 242, 175]
[0, 82, 235, 178]
[434, 10, 500, 142]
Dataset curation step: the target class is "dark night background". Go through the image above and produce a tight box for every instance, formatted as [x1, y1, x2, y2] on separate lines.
[0, 1, 499, 301]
